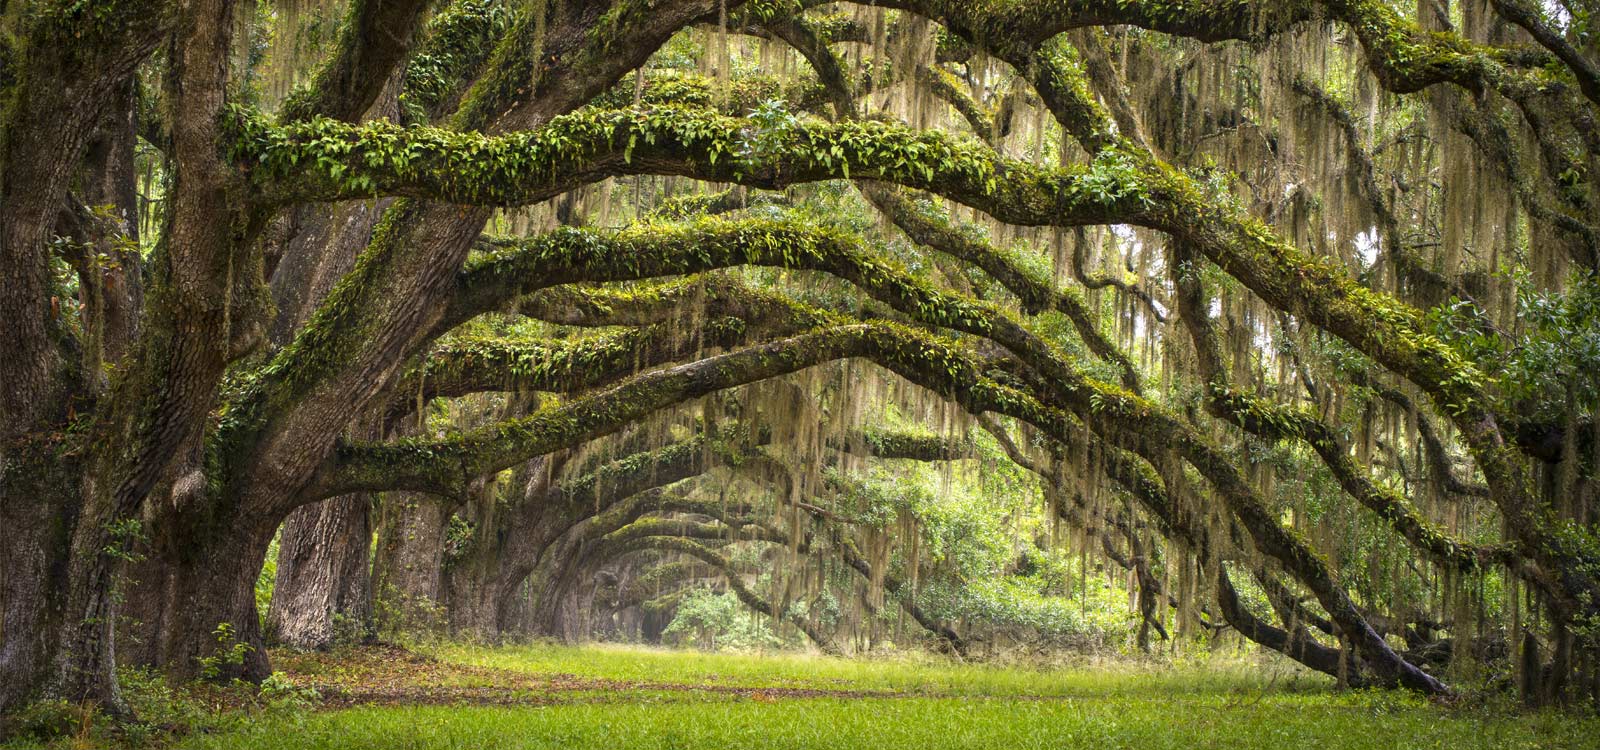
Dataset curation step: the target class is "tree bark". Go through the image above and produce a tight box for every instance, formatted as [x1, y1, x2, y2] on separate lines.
[522, 527, 593, 642]
[265, 495, 374, 650]
[118, 519, 275, 683]
[372, 492, 453, 636]
[0, 16, 159, 712]
[0, 452, 80, 713]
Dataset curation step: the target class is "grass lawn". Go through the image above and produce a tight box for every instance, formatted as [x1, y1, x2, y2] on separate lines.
[164, 644, 1599, 750]
[181, 697, 1593, 750]
[436, 642, 1294, 697]
[6, 639, 1593, 745]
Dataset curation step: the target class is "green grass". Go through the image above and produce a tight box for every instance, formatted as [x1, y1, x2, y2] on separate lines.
[8, 643, 1586, 750]
[181, 694, 1593, 750]
[437, 641, 1323, 698]
[167, 643, 1600, 750]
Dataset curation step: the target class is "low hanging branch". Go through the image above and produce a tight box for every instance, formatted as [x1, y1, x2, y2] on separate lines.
[348, 211, 1454, 690]
[234, 100, 1517, 488]
[398, 305, 818, 407]
[1167, 248, 1524, 576]
[318, 323, 970, 498]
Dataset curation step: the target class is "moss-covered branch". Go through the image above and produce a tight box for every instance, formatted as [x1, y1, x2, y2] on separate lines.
[278, 0, 432, 123]
[866, 0, 1571, 478]
[1007, 409, 1363, 680]
[402, 300, 819, 405]
[316, 323, 964, 497]
[235, 103, 1507, 483]
[753, 16, 1150, 391]
[868, 0, 1556, 103]
[598, 517, 792, 556]
[846, 428, 972, 462]
[394, 0, 514, 124]
[228, 103, 1146, 221]
[441, 214, 1446, 691]
[914, 65, 998, 144]
[857, 182, 1150, 390]
[442, 271, 829, 341]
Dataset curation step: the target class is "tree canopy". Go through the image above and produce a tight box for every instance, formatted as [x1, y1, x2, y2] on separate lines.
[2, 0, 1600, 720]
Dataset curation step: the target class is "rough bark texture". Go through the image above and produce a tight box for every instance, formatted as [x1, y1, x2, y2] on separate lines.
[265, 495, 374, 650]
[372, 493, 453, 636]
[0, 454, 80, 713]
[0, 5, 167, 709]
[267, 199, 393, 346]
[118, 520, 276, 683]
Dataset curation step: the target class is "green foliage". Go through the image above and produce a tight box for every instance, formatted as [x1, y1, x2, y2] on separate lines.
[255, 533, 278, 630]
[662, 588, 787, 651]
[1499, 272, 1600, 416]
[100, 518, 146, 563]
[399, 0, 515, 124]
[441, 515, 476, 568]
[224, 101, 1148, 217]
[1070, 149, 1154, 210]
[1427, 271, 1600, 420]
[1, 698, 80, 744]
[196, 623, 254, 681]
[255, 672, 321, 713]
[111, 665, 267, 748]
[0, 666, 320, 748]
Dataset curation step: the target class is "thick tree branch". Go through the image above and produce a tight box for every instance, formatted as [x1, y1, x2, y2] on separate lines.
[279, 0, 433, 123]
[238, 104, 1508, 483]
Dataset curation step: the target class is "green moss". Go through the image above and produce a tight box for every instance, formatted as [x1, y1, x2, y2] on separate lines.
[446, 5, 551, 131]
[224, 102, 1147, 219]
[588, 72, 829, 116]
[397, 0, 516, 124]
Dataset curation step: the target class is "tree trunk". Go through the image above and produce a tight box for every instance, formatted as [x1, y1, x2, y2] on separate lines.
[524, 529, 591, 642]
[0, 452, 80, 713]
[74, 80, 145, 384]
[265, 495, 373, 650]
[0, 24, 135, 719]
[441, 454, 563, 640]
[118, 518, 276, 683]
[372, 492, 453, 636]
[441, 482, 505, 640]
[164, 531, 276, 683]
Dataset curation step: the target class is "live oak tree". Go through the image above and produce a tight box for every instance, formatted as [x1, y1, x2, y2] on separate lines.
[3, 0, 1600, 720]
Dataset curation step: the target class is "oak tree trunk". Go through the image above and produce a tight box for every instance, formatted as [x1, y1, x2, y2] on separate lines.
[372, 492, 453, 636]
[265, 495, 374, 650]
